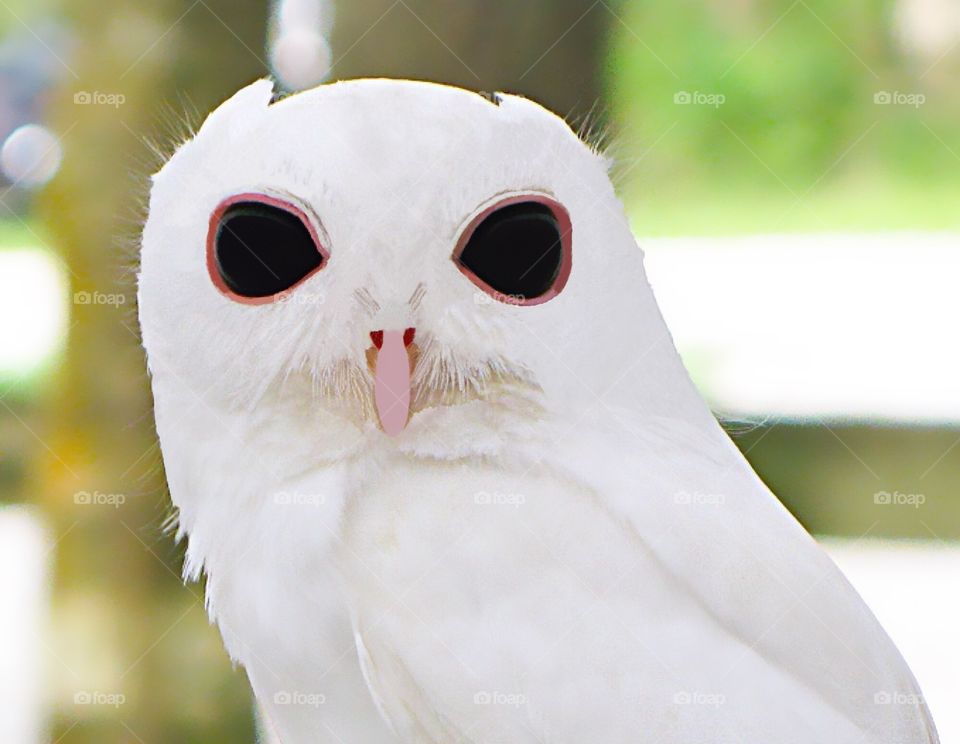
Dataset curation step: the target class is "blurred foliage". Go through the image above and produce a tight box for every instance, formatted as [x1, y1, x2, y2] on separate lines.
[0, 220, 43, 246]
[608, 0, 960, 233]
[0, 0, 55, 31]
[735, 423, 960, 540]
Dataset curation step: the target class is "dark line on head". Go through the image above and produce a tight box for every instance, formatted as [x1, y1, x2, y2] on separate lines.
[477, 90, 503, 107]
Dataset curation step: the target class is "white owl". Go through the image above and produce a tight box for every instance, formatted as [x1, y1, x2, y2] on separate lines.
[138, 78, 938, 743]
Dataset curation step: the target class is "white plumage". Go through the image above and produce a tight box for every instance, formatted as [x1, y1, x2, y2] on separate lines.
[138, 78, 938, 743]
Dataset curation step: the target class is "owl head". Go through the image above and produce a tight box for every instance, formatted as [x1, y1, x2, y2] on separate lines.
[139, 79, 699, 562]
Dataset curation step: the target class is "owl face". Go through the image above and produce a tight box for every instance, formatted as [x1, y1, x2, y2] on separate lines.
[139, 79, 655, 458]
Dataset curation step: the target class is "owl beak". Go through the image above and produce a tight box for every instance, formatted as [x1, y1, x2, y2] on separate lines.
[368, 328, 417, 436]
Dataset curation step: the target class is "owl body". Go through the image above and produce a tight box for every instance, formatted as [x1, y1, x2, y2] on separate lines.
[140, 78, 937, 743]
[335, 417, 933, 744]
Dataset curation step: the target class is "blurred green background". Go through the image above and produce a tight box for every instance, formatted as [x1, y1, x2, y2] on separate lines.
[0, 0, 957, 742]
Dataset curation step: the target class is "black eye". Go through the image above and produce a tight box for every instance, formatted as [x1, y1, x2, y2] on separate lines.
[454, 198, 571, 305]
[208, 196, 325, 301]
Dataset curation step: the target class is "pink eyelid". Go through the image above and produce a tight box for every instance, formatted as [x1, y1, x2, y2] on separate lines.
[451, 193, 573, 306]
[206, 192, 329, 306]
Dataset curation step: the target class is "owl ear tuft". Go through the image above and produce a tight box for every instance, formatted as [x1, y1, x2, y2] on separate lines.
[194, 78, 275, 142]
[150, 79, 275, 184]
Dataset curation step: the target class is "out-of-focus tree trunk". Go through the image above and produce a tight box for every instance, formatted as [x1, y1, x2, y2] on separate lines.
[35, 1, 268, 742]
[331, 0, 617, 124]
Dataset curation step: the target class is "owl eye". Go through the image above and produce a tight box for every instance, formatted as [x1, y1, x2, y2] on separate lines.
[207, 194, 326, 302]
[453, 196, 571, 305]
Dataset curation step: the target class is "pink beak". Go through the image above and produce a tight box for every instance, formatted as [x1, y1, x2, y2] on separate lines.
[370, 328, 416, 436]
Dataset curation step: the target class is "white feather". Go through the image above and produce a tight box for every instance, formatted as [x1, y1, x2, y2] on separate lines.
[139, 78, 937, 743]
